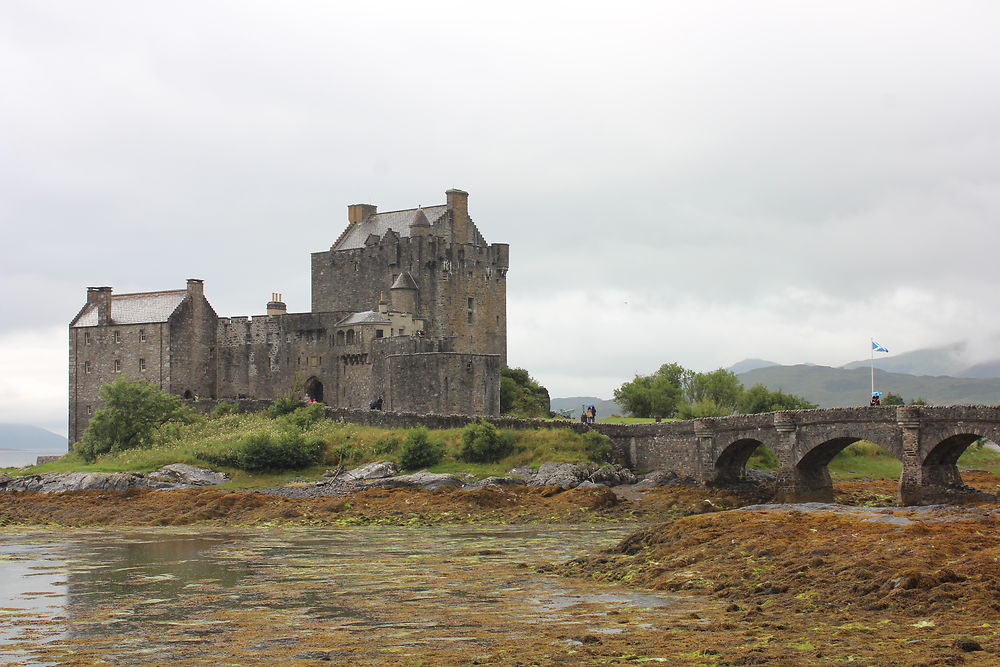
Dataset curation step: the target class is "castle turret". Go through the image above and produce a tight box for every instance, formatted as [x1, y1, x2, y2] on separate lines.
[408, 207, 431, 237]
[390, 272, 419, 315]
[266, 293, 287, 316]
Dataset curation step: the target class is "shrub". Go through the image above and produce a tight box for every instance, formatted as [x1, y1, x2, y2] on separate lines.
[267, 395, 304, 418]
[371, 437, 401, 456]
[211, 401, 240, 418]
[399, 427, 444, 470]
[329, 443, 364, 466]
[459, 419, 516, 463]
[582, 430, 613, 462]
[78, 377, 194, 462]
[234, 431, 324, 471]
[282, 403, 326, 430]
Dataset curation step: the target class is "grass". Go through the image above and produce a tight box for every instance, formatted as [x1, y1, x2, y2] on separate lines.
[18, 411, 608, 489]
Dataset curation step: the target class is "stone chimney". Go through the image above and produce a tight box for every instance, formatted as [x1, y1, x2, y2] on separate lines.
[348, 203, 377, 224]
[446, 188, 471, 244]
[186, 278, 204, 296]
[267, 293, 287, 316]
[377, 291, 389, 315]
[87, 286, 113, 326]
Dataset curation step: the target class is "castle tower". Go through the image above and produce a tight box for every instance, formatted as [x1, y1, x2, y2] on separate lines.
[390, 272, 419, 315]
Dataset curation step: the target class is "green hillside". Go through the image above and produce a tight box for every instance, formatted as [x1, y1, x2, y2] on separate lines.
[738, 364, 1000, 408]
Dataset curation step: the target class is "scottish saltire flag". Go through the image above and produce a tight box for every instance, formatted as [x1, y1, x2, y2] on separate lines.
[872, 341, 889, 353]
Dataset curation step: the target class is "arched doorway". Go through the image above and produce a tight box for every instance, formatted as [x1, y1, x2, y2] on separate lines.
[304, 377, 324, 403]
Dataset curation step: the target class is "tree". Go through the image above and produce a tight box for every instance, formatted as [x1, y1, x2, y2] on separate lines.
[739, 384, 816, 414]
[500, 366, 550, 417]
[613, 363, 686, 418]
[881, 393, 905, 406]
[686, 369, 743, 410]
[78, 377, 194, 462]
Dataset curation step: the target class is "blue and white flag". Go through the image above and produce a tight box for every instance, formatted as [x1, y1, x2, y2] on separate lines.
[872, 341, 889, 353]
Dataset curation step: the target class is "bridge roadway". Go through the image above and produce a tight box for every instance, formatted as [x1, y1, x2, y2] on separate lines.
[592, 405, 1000, 505]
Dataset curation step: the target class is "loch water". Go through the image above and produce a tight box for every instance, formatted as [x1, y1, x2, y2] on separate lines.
[0, 524, 709, 664]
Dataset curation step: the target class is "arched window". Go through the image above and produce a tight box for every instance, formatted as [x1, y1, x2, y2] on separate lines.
[336, 330, 345, 345]
[346, 329, 356, 345]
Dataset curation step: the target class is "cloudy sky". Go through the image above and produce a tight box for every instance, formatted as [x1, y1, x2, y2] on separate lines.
[2, 1, 999, 435]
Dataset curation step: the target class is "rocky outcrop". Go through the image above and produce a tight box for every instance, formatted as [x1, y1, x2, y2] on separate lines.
[507, 462, 637, 489]
[0, 465, 230, 494]
[148, 464, 231, 486]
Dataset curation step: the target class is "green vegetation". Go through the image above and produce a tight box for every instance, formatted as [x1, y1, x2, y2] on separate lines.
[459, 419, 517, 463]
[614, 362, 816, 419]
[33, 408, 618, 487]
[78, 377, 195, 462]
[399, 427, 445, 470]
[500, 366, 550, 417]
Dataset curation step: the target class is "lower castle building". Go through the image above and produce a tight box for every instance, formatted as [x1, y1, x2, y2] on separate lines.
[68, 189, 507, 443]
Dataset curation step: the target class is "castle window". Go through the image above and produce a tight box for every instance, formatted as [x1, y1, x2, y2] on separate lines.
[139, 329, 146, 343]
[84, 360, 91, 374]
[375, 329, 383, 338]
[84, 331, 91, 346]
[114, 331, 121, 344]
[467, 311, 473, 324]
[87, 405, 92, 416]
[337, 331, 345, 345]
[346, 329, 356, 345]
[139, 358, 146, 371]
[114, 359, 121, 373]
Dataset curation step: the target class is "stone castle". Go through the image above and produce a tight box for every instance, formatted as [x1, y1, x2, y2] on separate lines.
[68, 189, 508, 443]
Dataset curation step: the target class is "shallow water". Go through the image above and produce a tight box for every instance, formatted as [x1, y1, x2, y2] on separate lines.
[0, 524, 710, 664]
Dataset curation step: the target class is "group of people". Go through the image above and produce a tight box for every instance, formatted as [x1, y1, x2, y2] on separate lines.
[581, 404, 597, 423]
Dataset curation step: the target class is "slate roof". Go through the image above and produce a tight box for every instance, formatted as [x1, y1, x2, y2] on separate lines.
[72, 290, 188, 327]
[333, 205, 448, 251]
[336, 310, 391, 326]
[391, 272, 418, 290]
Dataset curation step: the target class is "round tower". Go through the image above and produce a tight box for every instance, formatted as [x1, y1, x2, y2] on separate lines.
[390, 272, 419, 314]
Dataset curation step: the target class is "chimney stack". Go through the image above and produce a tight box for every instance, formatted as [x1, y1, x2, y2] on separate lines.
[347, 203, 377, 224]
[186, 278, 204, 296]
[267, 293, 287, 316]
[446, 188, 471, 243]
[87, 286, 113, 326]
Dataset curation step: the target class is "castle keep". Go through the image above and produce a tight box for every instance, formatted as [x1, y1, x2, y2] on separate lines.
[68, 189, 508, 443]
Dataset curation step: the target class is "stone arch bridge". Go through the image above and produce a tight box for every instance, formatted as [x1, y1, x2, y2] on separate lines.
[593, 406, 1000, 505]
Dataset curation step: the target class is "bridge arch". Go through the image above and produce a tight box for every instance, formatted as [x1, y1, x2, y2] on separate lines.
[790, 436, 901, 502]
[712, 438, 776, 485]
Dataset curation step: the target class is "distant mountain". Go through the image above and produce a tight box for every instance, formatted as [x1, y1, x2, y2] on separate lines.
[738, 364, 1000, 408]
[549, 397, 623, 418]
[0, 424, 67, 451]
[957, 360, 1000, 379]
[841, 342, 969, 377]
[726, 359, 780, 374]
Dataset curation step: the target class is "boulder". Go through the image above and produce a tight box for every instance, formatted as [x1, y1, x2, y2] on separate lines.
[337, 461, 399, 482]
[364, 471, 464, 491]
[588, 464, 637, 486]
[149, 464, 230, 486]
[635, 470, 698, 488]
[466, 476, 528, 489]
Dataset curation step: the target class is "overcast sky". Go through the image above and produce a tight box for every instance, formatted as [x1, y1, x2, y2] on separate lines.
[2, 1, 999, 436]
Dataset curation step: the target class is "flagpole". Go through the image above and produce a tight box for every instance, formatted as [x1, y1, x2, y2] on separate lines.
[870, 338, 875, 397]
